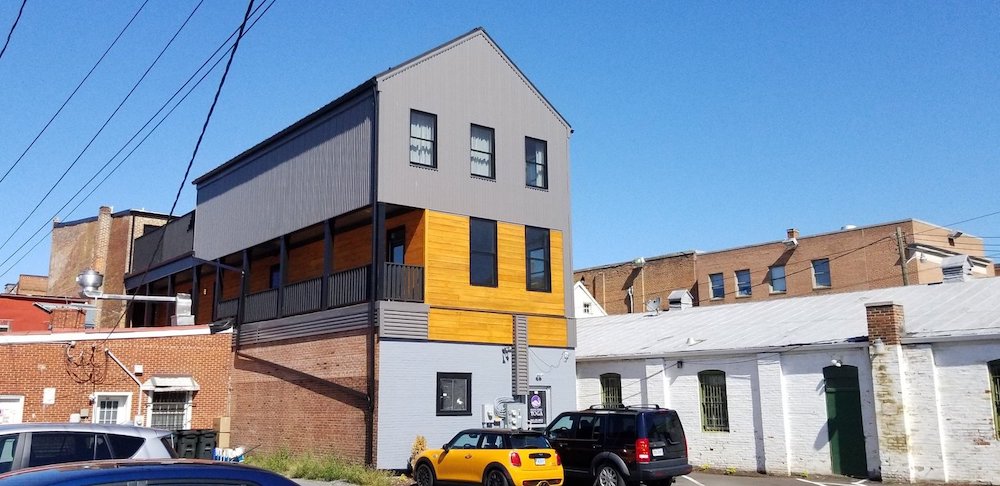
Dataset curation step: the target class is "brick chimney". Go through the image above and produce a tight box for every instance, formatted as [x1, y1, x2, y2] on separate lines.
[92, 206, 113, 273]
[866, 301, 904, 345]
[786, 228, 799, 239]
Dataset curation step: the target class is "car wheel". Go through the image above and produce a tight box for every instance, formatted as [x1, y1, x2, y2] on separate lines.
[594, 464, 625, 486]
[485, 467, 511, 486]
[415, 463, 436, 486]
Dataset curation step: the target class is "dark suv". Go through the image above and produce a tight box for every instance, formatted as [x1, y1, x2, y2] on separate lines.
[544, 405, 691, 486]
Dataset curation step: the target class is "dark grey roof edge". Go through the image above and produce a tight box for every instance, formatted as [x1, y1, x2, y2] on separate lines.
[191, 78, 376, 186]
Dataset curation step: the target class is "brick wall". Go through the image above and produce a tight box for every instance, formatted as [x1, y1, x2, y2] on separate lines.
[865, 302, 904, 345]
[14, 275, 48, 296]
[0, 329, 230, 429]
[574, 252, 697, 315]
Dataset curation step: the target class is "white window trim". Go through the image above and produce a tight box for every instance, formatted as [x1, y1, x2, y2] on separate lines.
[709, 273, 725, 300]
[93, 392, 133, 425]
[145, 391, 193, 430]
[769, 266, 787, 294]
[812, 259, 832, 289]
[0, 395, 25, 425]
[734, 269, 752, 298]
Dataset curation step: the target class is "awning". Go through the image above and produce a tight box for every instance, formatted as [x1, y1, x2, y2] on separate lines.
[141, 376, 200, 392]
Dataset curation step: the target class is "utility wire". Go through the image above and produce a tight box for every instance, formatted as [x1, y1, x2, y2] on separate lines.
[100, 0, 256, 347]
[0, 0, 27, 63]
[0, 0, 203, 255]
[0, 0, 149, 186]
[0, 0, 275, 280]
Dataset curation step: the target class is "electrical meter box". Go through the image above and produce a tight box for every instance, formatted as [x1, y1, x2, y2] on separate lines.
[505, 402, 529, 430]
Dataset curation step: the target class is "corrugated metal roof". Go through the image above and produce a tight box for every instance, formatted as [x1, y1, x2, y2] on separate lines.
[577, 278, 1000, 360]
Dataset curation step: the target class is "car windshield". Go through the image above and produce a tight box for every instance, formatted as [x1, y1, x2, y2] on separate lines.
[510, 434, 550, 449]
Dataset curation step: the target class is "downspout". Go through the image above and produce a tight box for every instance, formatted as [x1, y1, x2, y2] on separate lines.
[364, 81, 379, 467]
[106, 349, 144, 424]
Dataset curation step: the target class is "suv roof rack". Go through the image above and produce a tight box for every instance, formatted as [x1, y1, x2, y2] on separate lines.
[625, 404, 661, 409]
[586, 404, 662, 410]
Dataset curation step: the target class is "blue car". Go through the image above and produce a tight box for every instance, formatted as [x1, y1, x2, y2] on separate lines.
[0, 459, 298, 485]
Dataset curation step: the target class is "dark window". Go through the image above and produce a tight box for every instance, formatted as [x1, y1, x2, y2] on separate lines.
[470, 219, 497, 287]
[142, 224, 161, 235]
[606, 414, 637, 447]
[547, 414, 575, 440]
[770, 265, 786, 293]
[410, 110, 436, 167]
[525, 227, 551, 292]
[709, 273, 725, 299]
[27, 432, 111, 467]
[510, 434, 551, 449]
[813, 258, 831, 288]
[990, 360, 1000, 439]
[107, 434, 146, 458]
[525, 137, 548, 188]
[575, 415, 603, 441]
[600, 373, 622, 407]
[269, 264, 280, 289]
[437, 372, 472, 416]
[471, 125, 495, 178]
[387, 227, 406, 264]
[698, 370, 730, 432]
[0, 433, 18, 474]
[478, 433, 504, 449]
[736, 269, 751, 297]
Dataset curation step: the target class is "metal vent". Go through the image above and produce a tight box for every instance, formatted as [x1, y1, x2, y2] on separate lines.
[512, 315, 528, 396]
[941, 255, 972, 283]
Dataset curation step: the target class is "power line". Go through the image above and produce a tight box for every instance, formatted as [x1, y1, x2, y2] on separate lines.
[0, 0, 149, 187]
[0, 0, 27, 63]
[100, 0, 256, 347]
[0, 0, 203, 255]
[0, 0, 276, 280]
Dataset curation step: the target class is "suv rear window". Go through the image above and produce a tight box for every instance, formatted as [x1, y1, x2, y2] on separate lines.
[107, 434, 145, 458]
[510, 434, 551, 449]
[643, 412, 684, 446]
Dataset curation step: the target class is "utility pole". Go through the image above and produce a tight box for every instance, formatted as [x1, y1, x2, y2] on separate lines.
[895, 226, 910, 286]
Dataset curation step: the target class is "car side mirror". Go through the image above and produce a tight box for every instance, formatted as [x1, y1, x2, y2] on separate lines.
[442, 444, 450, 451]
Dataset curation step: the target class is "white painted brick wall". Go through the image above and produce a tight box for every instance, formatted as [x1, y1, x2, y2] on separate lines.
[576, 360, 652, 408]
[899, 345, 946, 482]
[872, 345, 911, 482]
[756, 353, 789, 475]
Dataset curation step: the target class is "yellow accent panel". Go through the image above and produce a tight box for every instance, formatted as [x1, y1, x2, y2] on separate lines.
[428, 309, 513, 345]
[527, 316, 568, 347]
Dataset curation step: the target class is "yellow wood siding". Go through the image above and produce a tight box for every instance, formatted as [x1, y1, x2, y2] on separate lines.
[424, 211, 566, 346]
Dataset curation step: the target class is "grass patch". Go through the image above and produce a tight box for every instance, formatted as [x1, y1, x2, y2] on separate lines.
[246, 450, 402, 486]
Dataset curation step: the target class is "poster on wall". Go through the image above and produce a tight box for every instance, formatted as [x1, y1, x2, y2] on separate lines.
[528, 389, 547, 427]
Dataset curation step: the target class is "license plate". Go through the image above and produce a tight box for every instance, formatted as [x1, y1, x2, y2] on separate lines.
[652, 448, 664, 457]
[534, 458, 546, 466]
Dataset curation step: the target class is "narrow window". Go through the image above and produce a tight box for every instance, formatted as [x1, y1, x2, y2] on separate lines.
[387, 227, 406, 264]
[990, 360, 1000, 439]
[437, 372, 472, 416]
[525, 137, 548, 189]
[735, 269, 752, 297]
[471, 125, 495, 178]
[600, 373, 622, 407]
[525, 227, 551, 292]
[269, 264, 280, 289]
[470, 218, 498, 287]
[699, 370, 730, 432]
[769, 265, 786, 293]
[709, 273, 725, 299]
[812, 258, 832, 288]
[410, 110, 436, 167]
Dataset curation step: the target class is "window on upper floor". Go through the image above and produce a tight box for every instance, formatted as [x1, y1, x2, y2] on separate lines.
[525, 226, 551, 292]
[709, 273, 725, 300]
[990, 360, 1000, 439]
[583, 302, 592, 314]
[735, 269, 752, 297]
[410, 110, 436, 168]
[769, 265, 787, 293]
[470, 218, 497, 287]
[437, 372, 472, 416]
[471, 125, 495, 179]
[269, 264, 280, 289]
[387, 227, 406, 264]
[600, 373, 622, 407]
[699, 370, 730, 432]
[813, 258, 831, 289]
[525, 137, 548, 189]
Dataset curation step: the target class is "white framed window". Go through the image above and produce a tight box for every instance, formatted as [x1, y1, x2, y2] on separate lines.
[735, 269, 752, 297]
[709, 273, 725, 299]
[0, 395, 25, 425]
[769, 265, 786, 293]
[471, 124, 495, 178]
[812, 258, 832, 289]
[147, 391, 192, 430]
[93, 393, 132, 425]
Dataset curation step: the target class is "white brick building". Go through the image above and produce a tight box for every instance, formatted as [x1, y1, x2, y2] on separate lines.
[575, 277, 1000, 483]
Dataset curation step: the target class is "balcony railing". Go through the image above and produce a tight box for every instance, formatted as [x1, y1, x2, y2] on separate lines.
[216, 263, 424, 324]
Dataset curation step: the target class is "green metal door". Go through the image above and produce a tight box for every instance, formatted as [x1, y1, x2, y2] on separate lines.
[823, 365, 867, 477]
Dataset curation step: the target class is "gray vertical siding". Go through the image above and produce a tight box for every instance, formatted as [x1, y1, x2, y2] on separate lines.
[131, 212, 195, 272]
[375, 32, 572, 236]
[194, 93, 374, 261]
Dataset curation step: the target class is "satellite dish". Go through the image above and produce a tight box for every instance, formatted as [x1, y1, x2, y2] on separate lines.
[645, 297, 661, 313]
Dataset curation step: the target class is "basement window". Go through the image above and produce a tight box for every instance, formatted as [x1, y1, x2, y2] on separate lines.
[990, 360, 1000, 439]
[437, 372, 472, 416]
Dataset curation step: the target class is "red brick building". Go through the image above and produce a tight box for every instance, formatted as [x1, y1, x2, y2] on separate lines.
[0, 294, 87, 333]
[575, 219, 995, 314]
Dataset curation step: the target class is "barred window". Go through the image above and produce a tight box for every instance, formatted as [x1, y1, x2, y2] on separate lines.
[990, 360, 1000, 439]
[600, 373, 622, 408]
[698, 370, 730, 432]
[149, 391, 190, 430]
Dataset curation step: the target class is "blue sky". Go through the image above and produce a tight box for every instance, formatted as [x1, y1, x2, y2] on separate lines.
[0, 1, 998, 282]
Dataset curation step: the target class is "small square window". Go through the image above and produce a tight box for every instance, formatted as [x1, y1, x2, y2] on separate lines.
[709, 273, 725, 300]
[583, 303, 591, 314]
[437, 372, 472, 416]
[812, 259, 831, 288]
[769, 265, 786, 293]
[525, 137, 548, 189]
[735, 269, 751, 297]
[410, 110, 436, 168]
[471, 125, 495, 179]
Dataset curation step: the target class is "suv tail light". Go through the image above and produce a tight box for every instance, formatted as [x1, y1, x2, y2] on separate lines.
[510, 451, 522, 467]
[556, 453, 562, 466]
[635, 438, 651, 464]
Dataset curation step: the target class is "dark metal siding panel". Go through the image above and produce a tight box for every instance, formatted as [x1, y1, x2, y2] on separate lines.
[194, 94, 374, 261]
[375, 33, 571, 235]
[512, 315, 529, 395]
[377, 301, 429, 339]
[236, 303, 369, 346]
[131, 212, 195, 272]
